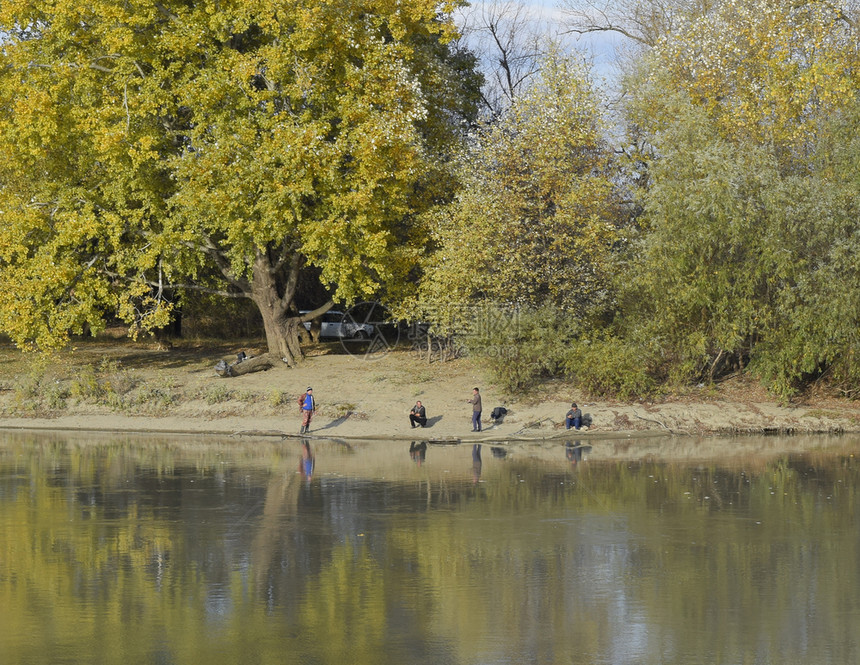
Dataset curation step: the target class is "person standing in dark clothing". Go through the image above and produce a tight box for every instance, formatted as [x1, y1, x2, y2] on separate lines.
[468, 387, 482, 432]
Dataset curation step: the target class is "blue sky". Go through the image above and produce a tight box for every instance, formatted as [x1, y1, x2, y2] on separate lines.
[460, 0, 626, 85]
[529, 0, 625, 78]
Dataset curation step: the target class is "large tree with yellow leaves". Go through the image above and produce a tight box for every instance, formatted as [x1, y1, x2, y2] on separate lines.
[0, 0, 480, 361]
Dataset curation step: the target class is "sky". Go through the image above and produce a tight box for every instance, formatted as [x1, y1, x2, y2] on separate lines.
[531, 0, 626, 79]
[457, 0, 627, 88]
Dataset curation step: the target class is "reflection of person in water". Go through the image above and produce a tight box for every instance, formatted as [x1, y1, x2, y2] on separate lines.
[565, 441, 583, 465]
[472, 444, 482, 483]
[409, 441, 427, 466]
[299, 440, 315, 480]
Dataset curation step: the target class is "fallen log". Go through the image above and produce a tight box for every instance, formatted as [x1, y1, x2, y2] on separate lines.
[215, 353, 274, 377]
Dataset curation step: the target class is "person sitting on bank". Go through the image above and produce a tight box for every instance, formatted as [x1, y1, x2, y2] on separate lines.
[409, 400, 427, 428]
[565, 402, 582, 430]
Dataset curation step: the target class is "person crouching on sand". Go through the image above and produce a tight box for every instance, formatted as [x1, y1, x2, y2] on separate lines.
[565, 402, 582, 430]
[409, 401, 427, 428]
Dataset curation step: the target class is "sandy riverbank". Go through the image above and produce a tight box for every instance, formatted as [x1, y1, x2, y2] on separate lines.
[0, 345, 857, 441]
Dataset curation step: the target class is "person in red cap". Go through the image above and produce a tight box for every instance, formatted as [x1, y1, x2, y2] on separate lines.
[299, 387, 316, 434]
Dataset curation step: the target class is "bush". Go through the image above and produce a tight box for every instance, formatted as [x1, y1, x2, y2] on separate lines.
[565, 333, 662, 399]
[462, 304, 578, 394]
[45, 382, 70, 410]
[457, 302, 669, 398]
[268, 390, 291, 407]
[202, 385, 233, 405]
[13, 365, 47, 403]
[133, 379, 178, 410]
[99, 358, 138, 396]
[69, 364, 103, 399]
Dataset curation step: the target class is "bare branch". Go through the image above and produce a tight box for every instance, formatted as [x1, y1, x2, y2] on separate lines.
[559, 0, 716, 49]
[455, 0, 549, 117]
[564, 22, 651, 46]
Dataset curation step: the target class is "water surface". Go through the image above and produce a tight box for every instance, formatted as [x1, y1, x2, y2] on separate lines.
[1, 431, 858, 664]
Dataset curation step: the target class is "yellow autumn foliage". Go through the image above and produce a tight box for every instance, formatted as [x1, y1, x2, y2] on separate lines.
[414, 48, 621, 329]
[645, 0, 860, 153]
[0, 0, 480, 354]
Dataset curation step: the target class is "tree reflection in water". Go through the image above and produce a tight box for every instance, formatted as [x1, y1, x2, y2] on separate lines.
[0, 432, 859, 664]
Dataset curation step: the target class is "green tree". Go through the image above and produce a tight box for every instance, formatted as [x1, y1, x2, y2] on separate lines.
[414, 47, 622, 328]
[621, 0, 860, 395]
[0, 0, 480, 360]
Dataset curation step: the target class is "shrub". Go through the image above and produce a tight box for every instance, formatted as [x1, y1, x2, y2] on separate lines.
[462, 304, 578, 394]
[13, 365, 47, 403]
[69, 358, 138, 404]
[459, 303, 666, 398]
[45, 382, 70, 410]
[70, 364, 103, 399]
[268, 390, 291, 407]
[203, 385, 233, 405]
[565, 333, 662, 399]
[99, 358, 138, 396]
[133, 379, 178, 410]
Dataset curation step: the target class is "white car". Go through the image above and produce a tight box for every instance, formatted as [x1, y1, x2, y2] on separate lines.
[300, 310, 374, 339]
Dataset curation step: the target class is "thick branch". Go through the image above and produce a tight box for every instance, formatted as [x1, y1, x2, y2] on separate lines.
[280, 251, 304, 311]
[99, 264, 248, 300]
[299, 301, 334, 325]
[143, 281, 248, 299]
[197, 237, 252, 293]
[272, 239, 301, 273]
[155, 2, 180, 23]
[563, 23, 650, 45]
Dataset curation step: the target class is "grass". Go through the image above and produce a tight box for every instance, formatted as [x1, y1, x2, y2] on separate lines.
[0, 336, 273, 417]
[0, 331, 409, 420]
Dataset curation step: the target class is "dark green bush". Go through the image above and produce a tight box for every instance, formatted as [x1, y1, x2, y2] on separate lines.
[462, 305, 578, 394]
[564, 332, 662, 399]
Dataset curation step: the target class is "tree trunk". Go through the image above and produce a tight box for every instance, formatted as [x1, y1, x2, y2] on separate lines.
[215, 353, 274, 377]
[246, 251, 331, 366]
[256, 305, 304, 365]
[248, 253, 302, 365]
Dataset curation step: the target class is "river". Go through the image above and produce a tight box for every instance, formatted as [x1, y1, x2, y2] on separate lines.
[1, 431, 858, 664]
